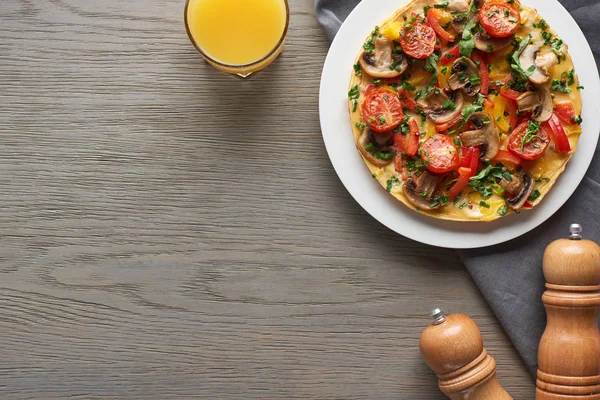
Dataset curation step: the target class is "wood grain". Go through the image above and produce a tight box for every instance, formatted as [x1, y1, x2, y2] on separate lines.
[0, 0, 533, 398]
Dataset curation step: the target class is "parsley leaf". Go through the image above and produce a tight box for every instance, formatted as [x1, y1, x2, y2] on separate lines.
[459, 18, 478, 58]
[510, 35, 534, 80]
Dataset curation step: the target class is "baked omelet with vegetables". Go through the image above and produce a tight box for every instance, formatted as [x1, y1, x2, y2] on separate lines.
[348, 0, 583, 221]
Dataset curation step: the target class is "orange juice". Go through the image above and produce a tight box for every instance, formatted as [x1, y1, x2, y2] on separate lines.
[185, 0, 289, 74]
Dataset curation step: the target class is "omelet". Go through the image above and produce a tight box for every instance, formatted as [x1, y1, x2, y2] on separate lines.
[348, 0, 583, 221]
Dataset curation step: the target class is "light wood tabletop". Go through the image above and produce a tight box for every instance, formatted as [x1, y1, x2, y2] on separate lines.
[0, 0, 533, 398]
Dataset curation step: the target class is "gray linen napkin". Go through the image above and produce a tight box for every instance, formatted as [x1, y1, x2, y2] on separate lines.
[316, 0, 600, 377]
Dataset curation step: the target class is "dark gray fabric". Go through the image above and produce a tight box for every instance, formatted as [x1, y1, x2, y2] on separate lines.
[316, 0, 600, 377]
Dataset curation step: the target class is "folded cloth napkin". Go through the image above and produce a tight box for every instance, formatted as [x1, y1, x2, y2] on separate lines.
[316, 0, 600, 377]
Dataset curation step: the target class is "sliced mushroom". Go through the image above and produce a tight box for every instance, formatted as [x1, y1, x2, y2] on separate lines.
[515, 84, 553, 122]
[519, 44, 559, 84]
[535, 51, 559, 71]
[451, 13, 469, 34]
[474, 31, 512, 53]
[499, 172, 535, 209]
[357, 128, 395, 167]
[448, 0, 470, 13]
[459, 112, 500, 160]
[448, 58, 481, 96]
[423, 90, 464, 124]
[403, 171, 444, 210]
[359, 37, 408, 78]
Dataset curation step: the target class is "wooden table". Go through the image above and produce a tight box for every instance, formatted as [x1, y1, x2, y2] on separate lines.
[0, 0, 533, 398]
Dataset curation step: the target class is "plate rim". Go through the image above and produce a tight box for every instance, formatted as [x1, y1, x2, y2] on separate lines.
[319, 0, 600, 249]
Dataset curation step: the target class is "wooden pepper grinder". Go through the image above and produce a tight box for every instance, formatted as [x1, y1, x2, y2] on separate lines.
[419, 309, 513, 400]
[537, 224, 600, 399]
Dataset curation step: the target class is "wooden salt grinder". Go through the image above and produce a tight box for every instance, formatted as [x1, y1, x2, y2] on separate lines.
[537, 224, 600, 400]
[419, 309, 513, 400]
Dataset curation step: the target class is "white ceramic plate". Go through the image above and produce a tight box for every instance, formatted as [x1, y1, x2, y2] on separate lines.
[319, 0, 600, 249]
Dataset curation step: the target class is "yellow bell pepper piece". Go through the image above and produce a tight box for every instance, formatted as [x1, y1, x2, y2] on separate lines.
[383, 22, 402, 41]
[408, 69, 430, 86]
[493, 95, 510, 133]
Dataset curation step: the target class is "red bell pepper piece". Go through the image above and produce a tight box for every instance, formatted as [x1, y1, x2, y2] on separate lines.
[482, 97, 495, 109]
[447, 167, 472, 199]
[499, 77, 523, 101]
[440, 45, 460, 66]
[435, 115, 463, 132]
[394, 118, 420, 157]
[398, 90, 418, 112]
[468, 147, 480, 173]
[426, 8, 455, 42]
[471, 52, 490, 95]
[545, 113, 571, 152]
[492, 149, 522, 167]
[555, 102, 580, 125]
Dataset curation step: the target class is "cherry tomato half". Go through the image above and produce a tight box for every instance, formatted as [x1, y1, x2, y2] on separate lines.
[399, 22, 436, 59]
[508, 120, 550, 161]
[479, 3, 520, 38]
[420, 134, 459, 174]
[361, 90, 405, 133]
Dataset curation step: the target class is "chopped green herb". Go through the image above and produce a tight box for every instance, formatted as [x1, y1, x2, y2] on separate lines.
[498, 205, 509, 216]
[571, 115, 583, 125]
[355, 122, 367, 130]
[434, 1, 449, 9]
[372, 173, 377, 178]
[441, 66, 448, 74]
[562, 69, 575, 86]
[353, 62, 362, 77]
[496, 115, 502, 122]
[577, 85, 585, 90]
[378, 115, 386, 124]
[469, 74, 481, 86]
[487, 44, 494, 53]
[459, 203, 468, 209]
[400, 81, 416, 91]
[453, 137, 462, 146]
[533, 19, 548, 30]
[373, 78, 382, 86]
[363, 26, 380, 53]
[443, 99, 457, 110]
[551, 79, 572, 93]
[479, 201, 490, 208]
[521, 120, 543, 152]
[348, 84, 360, 113]
[386, 176, 400, 192]
[430, 195, 450, 208]
[528, 190, 541, 202]
[508, 16, 518, 23]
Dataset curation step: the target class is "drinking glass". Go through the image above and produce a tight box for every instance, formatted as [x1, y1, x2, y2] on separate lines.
[184, 0, 290, 77]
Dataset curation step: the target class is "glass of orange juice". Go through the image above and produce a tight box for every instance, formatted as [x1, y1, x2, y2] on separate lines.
[185, 0, 290, 77]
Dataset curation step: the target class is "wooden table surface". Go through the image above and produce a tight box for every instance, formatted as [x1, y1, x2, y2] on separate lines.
[0, 0, 533, 398]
